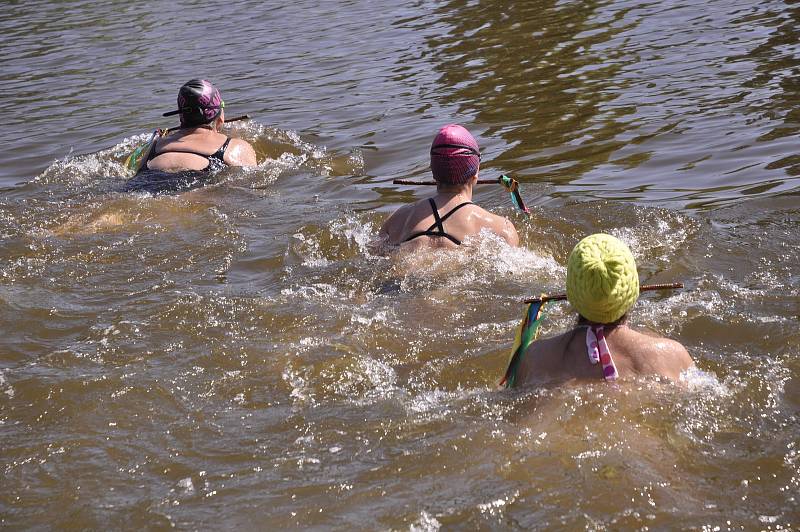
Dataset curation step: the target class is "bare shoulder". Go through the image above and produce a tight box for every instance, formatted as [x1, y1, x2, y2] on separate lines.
[640, 330, 691, 357]
[471, 206, 520, 247]
[516, 330, 572, 385]
[629, 328, 694, 375]
[660, 337, 694, 368]
[225, 138, 257, 167]
[379, 203, 413, 239]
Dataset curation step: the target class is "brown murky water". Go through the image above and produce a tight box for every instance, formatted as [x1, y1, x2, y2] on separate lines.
[1, 0, 798, 529]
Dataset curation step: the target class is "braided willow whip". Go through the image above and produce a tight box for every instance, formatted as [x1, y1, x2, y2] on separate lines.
[522, 282, 684, 304]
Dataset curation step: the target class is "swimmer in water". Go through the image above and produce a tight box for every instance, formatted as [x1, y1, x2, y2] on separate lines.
[123, 79, 257, 193]
[511, 234, 694, 386]
[377, 124, 519, 249]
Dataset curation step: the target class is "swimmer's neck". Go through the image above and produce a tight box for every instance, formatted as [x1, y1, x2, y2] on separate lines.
[577, 314, 629, 330]
[435, 183, 474, 202]
[176, 117, 224, 134]
[178, 125, 215, 133]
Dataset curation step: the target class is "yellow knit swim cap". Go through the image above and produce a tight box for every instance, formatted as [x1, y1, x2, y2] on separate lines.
[566, 233, 639, 324]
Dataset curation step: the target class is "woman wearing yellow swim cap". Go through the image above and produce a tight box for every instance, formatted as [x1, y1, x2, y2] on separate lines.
[513, 234, 694, 386]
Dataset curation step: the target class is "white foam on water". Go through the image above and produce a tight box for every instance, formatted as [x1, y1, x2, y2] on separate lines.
[752, 315, 794, 324]
[231, 120, 367, 181]
[32, 132, 163, 187]
[467, 229, 564, 279]
[409, 510, 441, 532]
[349, 309, 391, 327]
[346, 147, 365, 176]
[404, 388, 484, 421]
[681, 366, 729, 395]
[282, 364, 315, 407]
[636, 287, 726, 333]
[298, 336, 324, 347]
[710, 273, 771, 298]
[390, 230, 564, 292]
[609, 209, 698, 263]
[35, 152, 130, 186]
[289, 232, 331, 268]
[329, 214, 380, 258]
[477, 490, 519, 516]
[0, 369, 14, 399]
[32, 122, 354, 195]
[280, 283, 340, 301]
[636, 272, 799, 337]
[334, 356, 399, 404]
[254, 152, 310, 184]
[177, 477, 195, 496]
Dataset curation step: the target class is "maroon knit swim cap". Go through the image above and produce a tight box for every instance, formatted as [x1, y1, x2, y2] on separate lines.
[430, 124, 481, 185]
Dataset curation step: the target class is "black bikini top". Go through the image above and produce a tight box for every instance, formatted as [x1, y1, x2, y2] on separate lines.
[403, 198, 474, 246]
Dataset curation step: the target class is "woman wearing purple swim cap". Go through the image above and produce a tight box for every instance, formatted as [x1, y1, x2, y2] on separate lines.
[378, 124, 519, 249]
[127, 79, 256, 190]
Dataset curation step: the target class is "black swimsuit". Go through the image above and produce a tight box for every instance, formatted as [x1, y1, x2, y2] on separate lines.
[123, 137, 231, 194]
[403, 198, 474, 246]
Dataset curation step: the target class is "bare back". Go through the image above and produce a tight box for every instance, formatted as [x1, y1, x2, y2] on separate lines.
[147, 129, 256, 172]
[515, 325, 694, 386]
[380, 195, 519, 248]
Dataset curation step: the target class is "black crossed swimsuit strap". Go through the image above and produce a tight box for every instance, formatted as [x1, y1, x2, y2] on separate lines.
[436, 199, 473, 224]
[208, 137, 231, 162]
[403, 198, 474, 245]
[428, 198, 445, 233]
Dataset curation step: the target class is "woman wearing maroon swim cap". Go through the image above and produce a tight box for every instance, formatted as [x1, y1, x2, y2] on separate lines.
[378, 124, 519, 249]
[124, 79, 256, 193]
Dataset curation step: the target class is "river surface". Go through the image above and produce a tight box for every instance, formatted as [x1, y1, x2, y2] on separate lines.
[1, 0, 799, 529]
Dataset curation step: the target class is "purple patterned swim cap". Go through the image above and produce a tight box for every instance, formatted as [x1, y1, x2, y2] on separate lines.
[430, 124, 481, 185]
[162, 79, 223, 127]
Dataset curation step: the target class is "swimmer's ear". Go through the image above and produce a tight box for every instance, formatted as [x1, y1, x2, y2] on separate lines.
[213, 110, 225, 131]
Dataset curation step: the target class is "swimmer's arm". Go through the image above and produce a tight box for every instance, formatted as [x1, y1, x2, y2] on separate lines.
[673, 342, 695, 371]
[657, 339, 695, 382]
[225, 139, 258, 167]
[378, 204, 412, 244]
[492, 215, 519, 247]
[503, 218, 520, 247]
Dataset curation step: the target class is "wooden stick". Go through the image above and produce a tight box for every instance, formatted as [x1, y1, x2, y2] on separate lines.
[523, 282, 684, 304]
[163, 114, 250, 134]
[392, 179, 498, 185]
[224, 114, 251, 123]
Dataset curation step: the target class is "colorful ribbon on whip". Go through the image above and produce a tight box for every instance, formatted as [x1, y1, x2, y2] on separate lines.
[498, 174, 530, 216]
[499, 299, 548, 388]
[124, 129, 164, 172]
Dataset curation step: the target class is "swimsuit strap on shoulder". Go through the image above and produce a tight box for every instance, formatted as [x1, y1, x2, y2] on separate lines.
[586, 326, 618, 381]
[209, 137, 231, 161]
[437, 200, 473, 223]
[428, 198, 444, 233]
